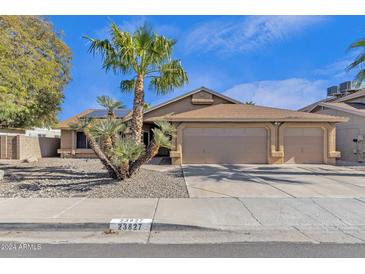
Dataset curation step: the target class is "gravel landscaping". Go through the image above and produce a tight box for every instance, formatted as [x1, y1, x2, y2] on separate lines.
[0, 158, 189, 198]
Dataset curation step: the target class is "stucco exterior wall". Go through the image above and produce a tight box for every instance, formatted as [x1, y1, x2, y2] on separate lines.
[38, 137, 60, 157]
[0, 135, 60, 160]
[18, 135, 42, 160]
[144, 93, 234, 120]
[315, 107, 365, 162]
[61, 130, 73, 150]
[0, 135, 18, 159]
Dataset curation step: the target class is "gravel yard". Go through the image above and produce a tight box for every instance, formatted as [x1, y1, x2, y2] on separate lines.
[0, 158, 189, 198]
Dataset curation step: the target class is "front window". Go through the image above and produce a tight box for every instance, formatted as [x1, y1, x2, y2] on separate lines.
[142, 131, 150, 146]
[76, 132, 91, 149]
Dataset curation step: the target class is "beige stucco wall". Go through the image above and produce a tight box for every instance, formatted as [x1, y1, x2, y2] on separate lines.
[61, 129, 73, 150]
[38, 137, 60, 157]
[0, 135, 59, 160]
[144, 93, 234, 120]
[0, 135, 18, 159]
[315, 107, 365, 162]
[18, 135, 42, 160]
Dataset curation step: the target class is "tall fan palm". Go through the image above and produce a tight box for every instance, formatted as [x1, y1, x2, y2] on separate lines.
[96, 95, 125, 119]
[84, 23, 188, 143]
[347, 37, 365, 86]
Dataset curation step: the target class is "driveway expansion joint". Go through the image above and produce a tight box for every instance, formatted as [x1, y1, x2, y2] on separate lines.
[235, 198, 263, 226]
[310, 198, 351, 226]
[147, 198, 160, 244]
[51, 197, 87, 219]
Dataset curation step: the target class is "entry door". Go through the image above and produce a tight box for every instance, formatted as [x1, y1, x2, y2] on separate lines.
[182, 127, 268, 164]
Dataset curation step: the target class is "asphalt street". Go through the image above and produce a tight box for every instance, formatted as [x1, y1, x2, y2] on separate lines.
[1, 243, 365, 257]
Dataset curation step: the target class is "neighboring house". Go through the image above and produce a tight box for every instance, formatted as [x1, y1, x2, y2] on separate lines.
[0, 127, 60, 160]
[300, 82, 365, 163]
[57, 87, 347, 165]
[25, 127, 61, 138]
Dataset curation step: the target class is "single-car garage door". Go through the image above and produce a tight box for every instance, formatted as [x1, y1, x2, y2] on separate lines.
[182, 127, 268, 164]
[284, 127, 324, 164]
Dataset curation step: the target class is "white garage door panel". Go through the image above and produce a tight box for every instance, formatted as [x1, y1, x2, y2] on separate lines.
[182, 127, 267, 164]
[284, 127, 324, 164]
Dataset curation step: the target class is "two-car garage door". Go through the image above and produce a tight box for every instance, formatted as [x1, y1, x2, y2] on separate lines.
[182, 126, 324, 164]
[182, 127, 268, 164]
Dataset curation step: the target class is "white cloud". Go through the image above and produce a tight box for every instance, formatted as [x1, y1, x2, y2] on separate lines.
[224, 78, 328, 110]
[313, 54, 358, 82]
[94, 17, 180, 40]
[184, 16, 326, 53]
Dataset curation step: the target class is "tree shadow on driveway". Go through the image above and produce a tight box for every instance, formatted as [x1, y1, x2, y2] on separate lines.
[182, 164, 365, 186]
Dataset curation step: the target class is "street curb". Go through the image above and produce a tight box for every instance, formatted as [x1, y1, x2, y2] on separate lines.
[0, 222, 220, 232]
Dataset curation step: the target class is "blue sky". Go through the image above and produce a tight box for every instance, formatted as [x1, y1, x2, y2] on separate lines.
[49, 16, 365, 120]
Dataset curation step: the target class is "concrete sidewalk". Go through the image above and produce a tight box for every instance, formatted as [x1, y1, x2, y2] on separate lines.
[1, 197, 365, 244]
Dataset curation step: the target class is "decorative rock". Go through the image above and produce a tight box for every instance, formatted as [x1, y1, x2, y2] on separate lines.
[23, 156, 38, 163]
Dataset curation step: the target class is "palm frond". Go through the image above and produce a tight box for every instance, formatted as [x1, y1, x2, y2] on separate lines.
[110, 138, 145, 164]
[154, 120, 176, 136]
[88, 119, 126, 139]
[110, 23, 136, 73]
[68, 117, 92, 131]
[149, 59, 188, 94]
[152, 128, 174, 149]
[347, 53, 365, 71]
[348, 38, 365, 50]
[96, 96, 125, 115]
[120, 79, 136, 93]
[354, 70, 365, 88]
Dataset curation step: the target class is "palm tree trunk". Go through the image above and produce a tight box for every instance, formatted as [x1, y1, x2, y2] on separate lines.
[130, 74, 145, 144]
[84, 131, 121, 180]
[128, 140, 160, 176]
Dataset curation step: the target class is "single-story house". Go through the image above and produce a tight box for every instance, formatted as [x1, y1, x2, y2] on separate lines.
[300, 83, 365, 163]
[57, 87, 347, 165]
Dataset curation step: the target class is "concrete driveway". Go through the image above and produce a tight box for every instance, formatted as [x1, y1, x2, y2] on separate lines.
[182, 164, 365, 198]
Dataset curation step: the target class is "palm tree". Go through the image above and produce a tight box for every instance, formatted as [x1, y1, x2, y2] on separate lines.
[84, 23, 188, 143]
[96, 95, 125, 119]
[110, 138, 145, 178]
[347, 37, 365, 86]
[88, 119, 126, 153]
[69, 118, 121, 179]
[129, 121, 176, 175]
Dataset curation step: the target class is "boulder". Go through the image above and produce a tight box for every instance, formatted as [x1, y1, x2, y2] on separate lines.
[0, 170, 3, 181]
[23, 156, 38, 163]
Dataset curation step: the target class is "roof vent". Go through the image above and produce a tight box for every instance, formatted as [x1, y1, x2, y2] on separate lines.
[327, 86, 338, 97]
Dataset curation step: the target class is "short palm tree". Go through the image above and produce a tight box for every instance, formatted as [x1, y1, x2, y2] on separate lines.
[69, 118, 121, 179]
[88, 119, 126, 153]
[347, 37, 365, 86]
[69, 96, 176, 180]
[96, 95, 125, 119]
[84, 23, 188, 143]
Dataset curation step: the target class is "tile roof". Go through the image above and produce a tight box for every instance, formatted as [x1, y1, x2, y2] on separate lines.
[57, 109, 96, 129]
[319, 102, 365, 117]
[147, 104, 348, 122]
[57, 109, 131, 129]
[334, 89, 365, 103]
